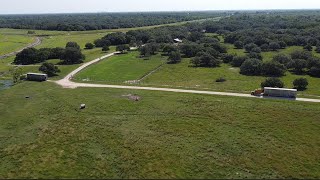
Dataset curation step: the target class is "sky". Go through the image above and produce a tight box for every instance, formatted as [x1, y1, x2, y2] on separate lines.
[0, 0, 320, 14]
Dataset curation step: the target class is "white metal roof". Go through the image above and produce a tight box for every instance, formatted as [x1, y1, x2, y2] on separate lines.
[264, 87, 297, 92]
[174, 38, 182, 42]
[27, 73, 48, 76]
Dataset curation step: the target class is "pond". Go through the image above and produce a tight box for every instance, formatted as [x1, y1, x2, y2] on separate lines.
[0, 80, 13, 91]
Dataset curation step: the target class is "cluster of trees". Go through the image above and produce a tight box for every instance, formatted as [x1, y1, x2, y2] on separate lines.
[201, 13, 320, 53]
[220, 49, 320, 78]
[261, 77, 309, 91]
[14, 42, 85, 65]
[0, 12, 223, 31]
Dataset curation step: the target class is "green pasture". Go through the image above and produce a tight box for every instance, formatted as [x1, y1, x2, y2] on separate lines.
[75, 51, 165, 83]
[0, 82, 319, 178]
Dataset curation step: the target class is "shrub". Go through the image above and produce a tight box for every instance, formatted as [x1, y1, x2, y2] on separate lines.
[85, 43, 94, 49]
[293, 78, 309, 91]
[216, 77, 226, 82]
[261, 77, 284, 88]
[240, 58, 262, 75]
[102, 45, 110, 52]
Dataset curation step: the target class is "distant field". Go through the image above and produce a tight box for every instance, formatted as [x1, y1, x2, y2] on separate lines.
[75, 51, 165, 83]
[0, 82, 319, 179]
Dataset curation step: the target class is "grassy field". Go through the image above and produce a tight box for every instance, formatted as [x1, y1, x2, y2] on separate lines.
[75, 51, 165, 83]
[0, 82, 319, 179]
[0, 32, 34, 56]
[142, 59, 320, 97]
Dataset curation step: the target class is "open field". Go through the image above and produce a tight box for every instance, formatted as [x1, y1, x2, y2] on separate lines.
[0, 33, 34, 56]
[70, 49, 320, 98]
[0, 82, 319, 179]
[75, 51, 165, 83]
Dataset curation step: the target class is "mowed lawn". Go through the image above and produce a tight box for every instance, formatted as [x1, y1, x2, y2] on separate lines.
[0, 82, 319, 179]
[75, 51, 165, 83]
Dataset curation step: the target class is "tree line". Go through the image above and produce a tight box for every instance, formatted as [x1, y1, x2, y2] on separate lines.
[0, 12, 223, 31]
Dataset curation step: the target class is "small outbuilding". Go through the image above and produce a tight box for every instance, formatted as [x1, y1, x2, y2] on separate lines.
[27, 73, 48, 82]
[174, 38, 183, 43]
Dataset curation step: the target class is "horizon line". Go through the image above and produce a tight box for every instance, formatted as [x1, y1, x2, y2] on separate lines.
[1, 8, 320, 15]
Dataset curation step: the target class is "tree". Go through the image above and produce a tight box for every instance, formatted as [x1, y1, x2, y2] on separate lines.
[272, 54, 292, 66]
[293, 78, 308, 91]
[269, 42, 281, 51]
[163, 44, 178, 55]
[303, 44, 313, 51]
[248, 52, 262, 60]
[278, 41, 287, 49]
[290, 50, 312, 60]
[231, 56, 247, 67]
[260, 44, 270, 52]
[39, 62, 61, 77]
[66, 42, 80, 50]
[261, 61, 287, 77]
[191, 53, 221, 67]
[287, 59, 308, 73]
[234, 41, 244, 49]
[60, 47, 85, 64]
[309, 66, 320, 77]
[14, 48, 39, 65]
[316, 45, 320, 53]
[139, 43, 159, 56]
[11, 67, 23, 84]
[244, 43, 258, 52]
[85, 43, 94, 49]
[221, 53, 234, 63]
[251, 47, 262, 53]
[167, 51, 182, 64]
[116, 44, 130, 54]
[261, 78, 284, 88]
[102, 45, 110, 52]
[240, 58, 262, 75]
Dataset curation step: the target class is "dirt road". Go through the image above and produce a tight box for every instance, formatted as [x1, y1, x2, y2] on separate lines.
[55, 51, 320, 103]
[0, 37, 42, 60]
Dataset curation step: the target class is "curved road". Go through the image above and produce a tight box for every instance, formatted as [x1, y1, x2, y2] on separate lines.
[55, 51, 320, 103]
[0, 37, 41, 60]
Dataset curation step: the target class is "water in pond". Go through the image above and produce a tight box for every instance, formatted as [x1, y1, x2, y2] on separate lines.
[0, 80, 13, 91]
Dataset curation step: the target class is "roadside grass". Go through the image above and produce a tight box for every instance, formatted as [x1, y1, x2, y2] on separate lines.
[0, 82, 319, 179]
[75, 51, 165, 83]
[142, 58, 320, 97]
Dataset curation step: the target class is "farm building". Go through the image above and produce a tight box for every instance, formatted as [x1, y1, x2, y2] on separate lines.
[174, 38, 183, 43]
[263, 87, 297, 98]
[27, 73, 48, 82]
